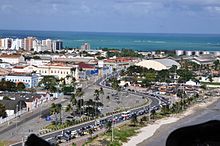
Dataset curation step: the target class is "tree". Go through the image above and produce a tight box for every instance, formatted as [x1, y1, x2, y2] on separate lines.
[38, 76, 58, 92]
[177, 69, 194, 83]
[94, 89, 100, 117]
[50, 103, 62, 125]
[88, 128, 94, 139]
[70, 94, 77, 107]
[99, 87, 104, 103]
[65, 104, 73, 113]
[3, 96, 11, 100]
[0, 80, 17, 91]
[17, 82, 26, 91]
[0, 103, 7, 118]
[208, 75, 213, 83]
[106, 121, 112, 132]
[130, 114, 138, 126]
[213, 60, 220, 70]
[94, 89, 100, 101]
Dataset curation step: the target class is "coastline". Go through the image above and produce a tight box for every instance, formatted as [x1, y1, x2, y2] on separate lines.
[123, 96, 220, 146]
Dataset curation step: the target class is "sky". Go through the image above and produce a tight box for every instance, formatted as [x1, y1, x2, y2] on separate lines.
[0, 0, 220, 34]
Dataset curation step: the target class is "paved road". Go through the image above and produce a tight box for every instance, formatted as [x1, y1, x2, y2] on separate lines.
[0, 98, 67, 137]
[11, 71, 167, 146]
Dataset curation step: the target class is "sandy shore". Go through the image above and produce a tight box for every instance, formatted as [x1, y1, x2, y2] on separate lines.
[123, 96, 219, 146]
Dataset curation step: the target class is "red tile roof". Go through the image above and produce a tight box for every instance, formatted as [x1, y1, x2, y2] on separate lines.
[78, 62, 95, 69]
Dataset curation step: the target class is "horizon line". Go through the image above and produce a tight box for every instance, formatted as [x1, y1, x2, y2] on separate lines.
[0, 28, 220, 36]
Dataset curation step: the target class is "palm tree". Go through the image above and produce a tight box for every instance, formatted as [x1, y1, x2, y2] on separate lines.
[208, 75, 213, 83]
[50, 103, 59, 126]
[94, 89, 100, 117]
[65, 104, 73, 113]
[0, 103, 7, 118]
[70, 94, 77, 109]
[38, 76, 58, 93]
[57, 103, 62, 124]
[99, 87, 104, 104]
[131, 114, 138, 126]
[88, 128, 94, 139]
[106, 121, 112, 132]
[213, 60, 220, 70]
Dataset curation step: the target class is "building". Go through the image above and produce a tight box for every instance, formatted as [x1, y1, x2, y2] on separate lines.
[0, 54, 25, 64]
[4, 73, 40, 88]
[0, 99, 26, 116]
[81, 42, 90, 50]
[0, 62, 12, 69]
[44, 39, 53, 51]
[11, 39, 23, 50]
[24, 37, 35, 51]
[0, 39, 2, 49]
[30, 63, 79, 80]
[191, 54, 217, 65]
[0, 38, 13, 49]
[185, 51, 193, 56]
[135, 58, 181, 71]
[52, 40, 63, 52]
[175, 50, 184, 56]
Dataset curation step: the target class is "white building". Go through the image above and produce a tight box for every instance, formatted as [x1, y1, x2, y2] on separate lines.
[185, 80, 200, 86]
[11, 39, 23, 50]
[0, 54, 25, 64]
[135, 59, 181, 71]
[12, 63, 79, 81]
[4, 73, 40, 88]
[0, 62, 12, 69]
[81, 42, 90, 50]
[43, 39, 53, 51]
[175, 50, 184, 56]
[186, 51, 192, 56]
[27, 58, 51, 66]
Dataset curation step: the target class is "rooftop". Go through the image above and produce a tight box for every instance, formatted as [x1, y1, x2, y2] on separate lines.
[0, 54, 22, 58]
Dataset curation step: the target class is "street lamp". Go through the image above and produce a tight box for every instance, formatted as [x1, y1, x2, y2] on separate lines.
[16, 104, 19, 132]
[148, 103, 151, 122]
[112, 114, 114, 142]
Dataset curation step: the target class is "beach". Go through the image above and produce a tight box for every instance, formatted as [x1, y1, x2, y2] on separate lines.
[123, 96, 220, 146]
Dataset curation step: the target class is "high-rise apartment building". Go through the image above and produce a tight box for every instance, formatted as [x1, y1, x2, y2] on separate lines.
[11, 38, 23, 50]
[52, 40, 63, 52]
[81, 42, 90, 50]
[42, 39, 53, 51]
[24, 37, 35, 51]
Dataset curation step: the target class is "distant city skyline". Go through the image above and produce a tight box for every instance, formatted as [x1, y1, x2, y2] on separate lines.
[1, 0, 220, 34]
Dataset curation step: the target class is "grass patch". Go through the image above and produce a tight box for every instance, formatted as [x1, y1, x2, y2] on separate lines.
[84, 123, 141, 146]
[0, 141, 10, 146]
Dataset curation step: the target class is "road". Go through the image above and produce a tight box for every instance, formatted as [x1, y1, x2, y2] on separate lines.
[10, 72, 167, 146]
[0, 98, 67, 137]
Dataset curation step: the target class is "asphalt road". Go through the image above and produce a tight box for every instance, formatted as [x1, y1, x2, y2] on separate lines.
[11, 72, 166, 146]
[0, 99, 67, 137]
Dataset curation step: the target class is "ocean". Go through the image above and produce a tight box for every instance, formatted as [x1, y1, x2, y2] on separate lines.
[0, 30, 220, 51]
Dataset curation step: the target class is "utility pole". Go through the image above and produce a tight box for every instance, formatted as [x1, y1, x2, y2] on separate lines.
[112, 114, 114, 142]
[16, 104, 18, 133]
[148, 103, 151, 121]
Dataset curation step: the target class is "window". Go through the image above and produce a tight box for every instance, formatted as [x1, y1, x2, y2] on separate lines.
[51, 70, 53, 73]
[61, 71, 62, 74]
